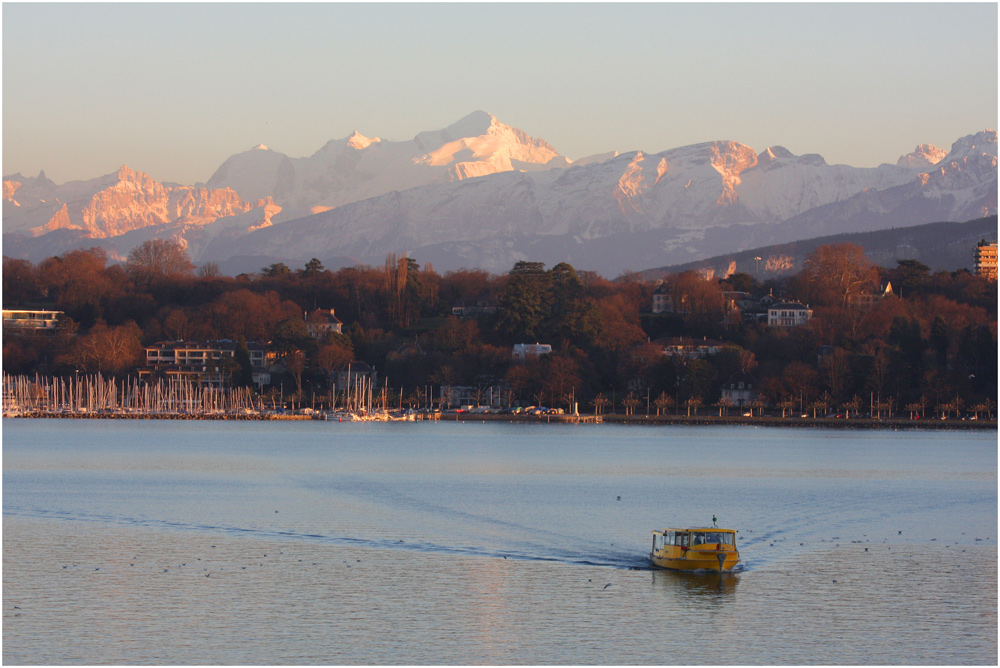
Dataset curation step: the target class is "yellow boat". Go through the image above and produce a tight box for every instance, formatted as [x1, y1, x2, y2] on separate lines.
[650, 521, 740, 572]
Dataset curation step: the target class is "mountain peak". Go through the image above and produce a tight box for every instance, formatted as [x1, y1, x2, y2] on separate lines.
[897, 143, 946, 169]
[347, 131, 379, 150]
[251, 144, 270, 151]
[948, 129, 998, 156]
[443, 110, 497, 139]
[117, 164, 147, 183]
[758, 146, 795, 166]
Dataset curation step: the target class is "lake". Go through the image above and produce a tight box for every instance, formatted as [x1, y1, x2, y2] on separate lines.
[3, 419, 996, 664]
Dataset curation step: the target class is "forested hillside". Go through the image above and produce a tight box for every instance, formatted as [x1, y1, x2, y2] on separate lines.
[3, 239, 996, 418]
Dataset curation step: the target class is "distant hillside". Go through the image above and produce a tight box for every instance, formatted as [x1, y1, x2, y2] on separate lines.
[636, 216, 998, 280]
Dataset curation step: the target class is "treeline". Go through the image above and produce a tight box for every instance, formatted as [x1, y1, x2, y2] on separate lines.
[2, 239, 996, 416]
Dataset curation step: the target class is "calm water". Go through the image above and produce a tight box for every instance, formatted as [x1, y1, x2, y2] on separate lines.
[3, 419, 996, 665]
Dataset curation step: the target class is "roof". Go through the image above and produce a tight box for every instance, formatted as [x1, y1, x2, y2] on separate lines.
[769, 302, 809, 310]
[308, 308, 342, 324]
[653, 527, 737, 533]
[147, 340, 265, 351]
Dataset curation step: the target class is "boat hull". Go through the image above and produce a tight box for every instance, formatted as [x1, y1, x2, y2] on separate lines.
[650, 547, 739, 572]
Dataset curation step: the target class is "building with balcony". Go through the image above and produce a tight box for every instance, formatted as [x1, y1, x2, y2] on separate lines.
[140, 340, 269, 389]
[974, 240, 998, 280]
[2, 309, 63, 333]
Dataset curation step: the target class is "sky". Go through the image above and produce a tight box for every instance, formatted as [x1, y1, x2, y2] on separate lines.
[3, 2, 997, 186]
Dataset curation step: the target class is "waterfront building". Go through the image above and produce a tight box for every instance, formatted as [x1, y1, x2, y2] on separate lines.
[140, 340, 269, 390]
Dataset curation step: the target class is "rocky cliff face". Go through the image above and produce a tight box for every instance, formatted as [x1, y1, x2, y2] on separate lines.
[3, 165, 262, 239]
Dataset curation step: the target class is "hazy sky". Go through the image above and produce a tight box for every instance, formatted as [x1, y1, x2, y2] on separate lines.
[3, 2, 997, 185]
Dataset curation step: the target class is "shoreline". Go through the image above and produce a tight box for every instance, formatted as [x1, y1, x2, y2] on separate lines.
[3, 411, 995, 430]
[445, 412, 997, 430]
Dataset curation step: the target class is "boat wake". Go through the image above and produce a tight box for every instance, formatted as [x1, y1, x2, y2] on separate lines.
[5, 505, 648, 570]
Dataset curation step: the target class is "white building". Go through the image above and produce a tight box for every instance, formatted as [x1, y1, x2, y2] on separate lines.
[2, 309, 63, 333]
[141, 340, 269, 389]
[306, 308, 343, 339]
[767, 302, 813, 327]
[512, 343, 553, 361]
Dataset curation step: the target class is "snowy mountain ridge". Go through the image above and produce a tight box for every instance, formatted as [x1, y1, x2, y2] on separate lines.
[2, 113, 996, 276]
[203, 110, 566, 214]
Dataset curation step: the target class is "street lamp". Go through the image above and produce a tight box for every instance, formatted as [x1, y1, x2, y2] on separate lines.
[754, 256, 762, 278]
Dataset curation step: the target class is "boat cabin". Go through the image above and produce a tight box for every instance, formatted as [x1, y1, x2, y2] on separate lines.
[652, 528, 737, 551]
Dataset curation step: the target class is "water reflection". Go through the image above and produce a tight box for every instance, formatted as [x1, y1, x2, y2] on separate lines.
[650, 567, 740, 598]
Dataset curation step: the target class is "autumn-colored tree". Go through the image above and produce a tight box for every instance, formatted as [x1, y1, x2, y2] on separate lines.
[541, 355, 582, 408]
[2, 257, 41, 306]
[504, 362, 536, 404]
[801, 243, 879, 307]
[669, 271, 725, 334]
[162, 308, 191, 341]
[37, 248, 121, 326]
[208, 289, 301, 341]
[579, 294, 646, 353]
[59, 320, 143, 375]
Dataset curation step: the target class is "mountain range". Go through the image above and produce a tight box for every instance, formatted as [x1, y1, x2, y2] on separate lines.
[3, 111, 996, 277]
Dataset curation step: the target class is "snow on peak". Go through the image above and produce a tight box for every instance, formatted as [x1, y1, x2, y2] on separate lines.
[251, 144, 270, 151]
[419, 111, 561, 172]
[347, 131, 380, 150]
[946, 130, 998, 160]
[758, 146, 795, 164]
[897, 143, 946, 169]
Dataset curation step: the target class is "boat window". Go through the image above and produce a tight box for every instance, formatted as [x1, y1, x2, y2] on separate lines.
[653, 534, 664, 551]
[692, 532, 734, 545]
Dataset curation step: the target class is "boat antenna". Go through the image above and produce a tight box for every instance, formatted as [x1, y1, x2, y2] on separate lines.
[712, 515, 718, 528]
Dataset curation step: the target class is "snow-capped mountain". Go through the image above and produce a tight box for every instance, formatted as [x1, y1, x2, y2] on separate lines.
[204, 110, 568, 214]
[3, 112, 996, 277]
[197, 130, 996, 275]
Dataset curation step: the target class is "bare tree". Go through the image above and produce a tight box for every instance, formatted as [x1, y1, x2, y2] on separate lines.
[622, 391, 641, 416]
[717, 396, 734, 417]
[684, 397, 702, 417]
[802, 243, 879, 307]
[126, 239, 195, 285]
[653, 391, 674, 416]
